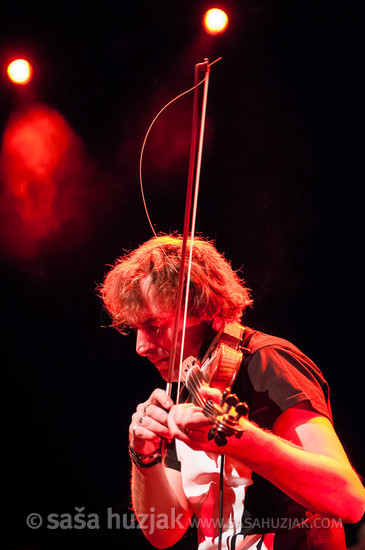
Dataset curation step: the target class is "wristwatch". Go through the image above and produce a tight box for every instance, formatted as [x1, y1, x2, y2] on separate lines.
[129, 446, 162, 468]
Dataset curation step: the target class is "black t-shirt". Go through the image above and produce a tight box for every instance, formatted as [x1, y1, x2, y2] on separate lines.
[233, 328, 332, 428]
[165, 328, 346, 549]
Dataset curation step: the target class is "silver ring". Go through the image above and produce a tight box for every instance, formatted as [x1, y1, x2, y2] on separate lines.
[132, 424, 139, 436]
[143, 403, 151, 414]
[138, 416, 145, 425]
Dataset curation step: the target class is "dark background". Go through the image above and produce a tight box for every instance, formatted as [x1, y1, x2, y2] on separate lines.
[0, 1, 364, 548]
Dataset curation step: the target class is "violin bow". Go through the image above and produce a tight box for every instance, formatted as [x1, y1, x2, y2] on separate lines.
[139, 58, 228, 550]
[167, 58, 211, 401]
[162, 61, 227, 550]
[138, 58, 221, 401]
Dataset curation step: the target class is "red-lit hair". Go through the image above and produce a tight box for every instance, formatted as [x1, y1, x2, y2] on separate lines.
[99, 235, 252, 332]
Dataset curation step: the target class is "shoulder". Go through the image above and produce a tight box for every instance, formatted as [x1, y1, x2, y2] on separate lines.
[239, 327, 333, 423]
[244, 328, 313, 360]
[244, 328, 326, 382]
[244, 329, 328, 387]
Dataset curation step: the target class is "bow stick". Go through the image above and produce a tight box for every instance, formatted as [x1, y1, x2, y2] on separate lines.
[167, 58, 211, 401]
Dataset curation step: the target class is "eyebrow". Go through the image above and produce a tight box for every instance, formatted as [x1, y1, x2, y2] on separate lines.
[130, 316, 161, 330]
[142, 317, 160, 326]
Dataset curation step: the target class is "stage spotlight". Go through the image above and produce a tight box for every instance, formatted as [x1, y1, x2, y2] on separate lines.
[203, 8, 229, 35]
[6, 58, 33, 85]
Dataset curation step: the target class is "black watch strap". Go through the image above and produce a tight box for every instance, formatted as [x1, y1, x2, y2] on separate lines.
[129, 446, 162, 468]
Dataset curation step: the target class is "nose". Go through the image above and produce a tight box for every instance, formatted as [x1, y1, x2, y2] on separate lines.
[136, 328, 153, 357]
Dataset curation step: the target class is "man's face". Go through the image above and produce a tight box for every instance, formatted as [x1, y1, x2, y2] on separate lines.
[133, 311, 210, 382]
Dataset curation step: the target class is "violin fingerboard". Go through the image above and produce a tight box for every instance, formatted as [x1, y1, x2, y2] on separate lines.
[185, 364, 207, 408]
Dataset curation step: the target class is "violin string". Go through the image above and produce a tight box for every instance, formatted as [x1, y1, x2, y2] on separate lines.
[187, 369, 221, 420]
[187, 372, 207, 409]
[187, 370, 206, 405]
[187, 369, 219, 414]
[186, 373, 206, 408]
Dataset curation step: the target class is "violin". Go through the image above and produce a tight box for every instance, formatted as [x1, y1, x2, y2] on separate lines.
[180, 320, 250, 446]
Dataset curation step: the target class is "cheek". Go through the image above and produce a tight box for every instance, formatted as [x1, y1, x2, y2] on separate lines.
[161, 325, 176, 348]
[161, 324, 202, 357]
[158, 331, 174, 351]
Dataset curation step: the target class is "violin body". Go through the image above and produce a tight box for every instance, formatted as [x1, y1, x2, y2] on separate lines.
[200, 320, 246, 392]
[181, 321, 250, 446]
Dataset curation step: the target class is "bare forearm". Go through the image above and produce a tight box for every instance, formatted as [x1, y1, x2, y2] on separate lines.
[131, 463, 192, 548]
[132, 463, 183, 513]
[227, 423, 365, 522]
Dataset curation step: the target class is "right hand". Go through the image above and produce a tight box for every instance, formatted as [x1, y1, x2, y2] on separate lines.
[129, 388, 174, 455]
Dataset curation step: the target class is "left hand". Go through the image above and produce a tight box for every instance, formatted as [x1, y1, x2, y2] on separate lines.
[167, 386, 224, 451]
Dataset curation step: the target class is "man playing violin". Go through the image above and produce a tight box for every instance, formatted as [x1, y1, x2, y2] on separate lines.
[100, 234, 365, 550]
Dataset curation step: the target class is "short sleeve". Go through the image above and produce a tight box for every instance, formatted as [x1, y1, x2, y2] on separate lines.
[236, 343, 332, 429]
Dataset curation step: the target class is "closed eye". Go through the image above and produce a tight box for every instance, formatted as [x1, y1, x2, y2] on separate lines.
[132, 318, 168, 337]
[143, 322, 163, 336]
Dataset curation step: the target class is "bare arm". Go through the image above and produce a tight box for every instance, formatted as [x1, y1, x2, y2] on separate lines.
[229, 402, 365, 522]
[129, 389, 192, 548]
[131, 465, 191, 548]
[168, 395, 365, 523]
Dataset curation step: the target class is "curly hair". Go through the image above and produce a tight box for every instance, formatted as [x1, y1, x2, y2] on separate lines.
[99, 235, 253, 332]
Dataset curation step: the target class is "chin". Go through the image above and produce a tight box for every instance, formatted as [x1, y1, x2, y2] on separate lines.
[157, 369, 169, 381]
[158, 369, 179, 383]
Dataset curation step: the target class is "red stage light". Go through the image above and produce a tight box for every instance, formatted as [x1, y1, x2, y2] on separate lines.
[0, 105, 94, 259]
[7, 58, 33, 85]
[203, 8, 229, 35]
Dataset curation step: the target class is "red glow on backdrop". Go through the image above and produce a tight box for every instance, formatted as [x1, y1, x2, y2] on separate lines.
[203, 8, 229, 35]
[0, 105, 94, 259]
[7, 59, 33, 85]
[145, 109, 192, 177]
[123, 86, 214, 184]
